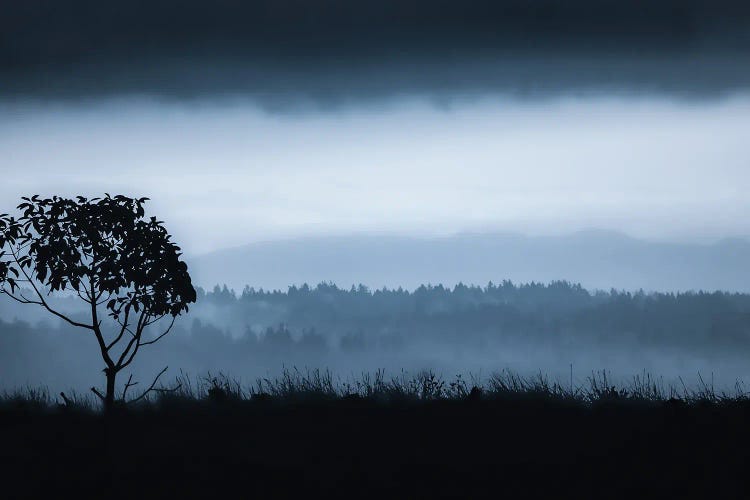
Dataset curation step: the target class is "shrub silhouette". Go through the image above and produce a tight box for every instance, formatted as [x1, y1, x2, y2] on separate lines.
[0, 195, 196, 411]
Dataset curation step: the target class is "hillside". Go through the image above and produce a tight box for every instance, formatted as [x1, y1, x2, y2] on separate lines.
[188, 230, 750, 292]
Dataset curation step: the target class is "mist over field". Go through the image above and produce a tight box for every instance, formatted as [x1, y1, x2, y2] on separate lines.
[3, 276, 750, 396]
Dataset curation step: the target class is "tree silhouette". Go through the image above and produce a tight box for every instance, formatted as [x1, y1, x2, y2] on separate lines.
[0, 195, 196, 411]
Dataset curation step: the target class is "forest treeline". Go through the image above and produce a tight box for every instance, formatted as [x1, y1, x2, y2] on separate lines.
[2, 280, 750, 370]
[188, 281, 750, 351]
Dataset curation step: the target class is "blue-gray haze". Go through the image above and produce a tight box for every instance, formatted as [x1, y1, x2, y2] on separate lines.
[1, 0, 749, 397]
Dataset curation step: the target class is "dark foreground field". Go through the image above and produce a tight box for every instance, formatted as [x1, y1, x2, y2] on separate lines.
[2, 372, 750, 498]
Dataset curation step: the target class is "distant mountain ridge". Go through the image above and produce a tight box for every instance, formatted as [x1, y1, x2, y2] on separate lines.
[187, 231, 750, 293]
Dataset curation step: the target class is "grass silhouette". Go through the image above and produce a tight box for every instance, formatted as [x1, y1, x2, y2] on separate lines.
[2, 368, 749, 498]
[3, 368, 746, 411]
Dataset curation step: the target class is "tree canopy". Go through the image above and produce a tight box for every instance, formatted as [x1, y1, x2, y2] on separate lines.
[0, 194, 196, 410]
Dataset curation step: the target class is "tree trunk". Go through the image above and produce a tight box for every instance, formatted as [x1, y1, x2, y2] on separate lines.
[104, 368, 116, 413]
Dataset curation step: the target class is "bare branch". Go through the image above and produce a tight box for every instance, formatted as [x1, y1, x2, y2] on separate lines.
[116, 310, 148, 368]
[88, 271, 115, 369]
[79, 277, 92, 298]
[129, 366, 175, 404]
[107, 303, 133, 350]
[90, 386, 105, 401]
[58, 392, 72, 407]
[1, 289, 42, 305]
[144, 314, 168, 327]
[95, 290, 114, 306]
[121, 374, 138, 401]
[75, 287, 93, 304]
[18, 290, 40, 303]
[120, 313, 172, 370]
[139, 316, 176, 346]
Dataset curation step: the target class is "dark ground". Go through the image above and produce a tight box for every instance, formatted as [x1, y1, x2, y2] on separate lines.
[1, 396, 749, 499]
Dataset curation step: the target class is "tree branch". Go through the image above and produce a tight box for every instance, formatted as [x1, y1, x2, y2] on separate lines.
[128, 366, 177, 404]
[116, 310, 148, 368]
[96, 291, 114, 306]
[6, 247, 94, 330]
[75, 287, 93, 304]
[144, 314, 167, 327]
[1, 288, 41, 305]
[90, 286, 114, 368]
[90, 386, 105, 401]
[107, 303, 133, 350]
[58, 392, 72, 407]
[119, 313, 174, 371]
[139, 316, 176, 346]
[121, 374, 138, 401]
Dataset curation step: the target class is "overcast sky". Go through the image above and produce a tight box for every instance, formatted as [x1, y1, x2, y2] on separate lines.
[1, 93, 749, 255]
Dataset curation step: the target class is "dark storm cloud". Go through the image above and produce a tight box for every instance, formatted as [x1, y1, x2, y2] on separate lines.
[2, 0, 750, 103]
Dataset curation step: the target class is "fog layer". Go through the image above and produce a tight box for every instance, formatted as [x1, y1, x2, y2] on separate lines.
[2, 96, 749, 254]
[189, 231, 750, 293]
[2, 282, 749, 396]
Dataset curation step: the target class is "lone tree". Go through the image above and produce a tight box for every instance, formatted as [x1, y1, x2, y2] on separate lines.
[0, 195, 196, 411]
